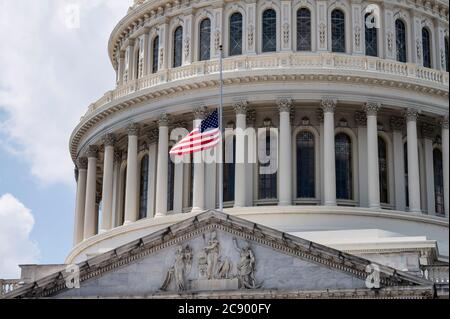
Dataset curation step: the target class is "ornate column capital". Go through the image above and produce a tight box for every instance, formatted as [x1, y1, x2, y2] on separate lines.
[158, 113, 170, 127]
[127, 123, 140, 136]
[277, 98, 293, 113]
[355, 111, 367, 127]
[147, 128, 159, 144]
[76, 157, 88, 170]
[440, 115, 449, 130]
[246, 109, 256, 127]
[421, 123, 436, 140]
[103, 133, 117, 147]
[193, 107, 207, 120]
[233, 100, 248, 115]
[364, 102, 381, 116]
[405, 108, 419, 123]
[390, 116, 405, 131]
[320, 98, 337, 113]
[86, 145, 99, 159]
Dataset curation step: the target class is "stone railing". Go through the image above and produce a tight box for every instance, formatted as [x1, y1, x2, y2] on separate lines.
[84, 53, 449, 117]
[422, 265, 449, 284]
[0, 279, 21, 297]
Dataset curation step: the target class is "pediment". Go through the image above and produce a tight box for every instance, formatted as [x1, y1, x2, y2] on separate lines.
[6, 210, 434, 299]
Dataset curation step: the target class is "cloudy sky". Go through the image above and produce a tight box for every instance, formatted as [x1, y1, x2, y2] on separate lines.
[0, 0, 131, 278]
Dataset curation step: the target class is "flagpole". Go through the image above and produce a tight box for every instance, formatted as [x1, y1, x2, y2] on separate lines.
[218, 45, 224, 212]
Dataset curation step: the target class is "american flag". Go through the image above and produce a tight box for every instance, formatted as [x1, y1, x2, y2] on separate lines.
[169, 110, 221, 156]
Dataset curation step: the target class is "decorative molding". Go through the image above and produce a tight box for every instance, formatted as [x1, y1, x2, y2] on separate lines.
[158, 113, 170, 126]
[193, 106, 208, 120]
[127, 123, 140, 136]
[103, 133, 117, 147]
[233, 100, 248, 115]
[277, 98, 293, 113]
[364, 102, 381, 116]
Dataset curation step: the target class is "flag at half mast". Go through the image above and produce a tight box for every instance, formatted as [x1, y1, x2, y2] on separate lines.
[169, 110, 220, 156]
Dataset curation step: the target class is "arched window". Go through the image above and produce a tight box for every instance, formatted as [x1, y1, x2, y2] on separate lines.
[297, 8, 311, 51]
[173, 26, 183, 68]
[331, 9, 346, 53]
[395, 20, 407, 63]
[259, 130, 277, 199]
[422, 28, 431, 68]
[139, 155, 149, 219]
[262, 9, 277, 53]
[152, 36, 159, 73]
[167, 155, 175, 211]
[378, 137, 388, 204]
[229, 12, 243, 56]
[404, 142, 409, 207]
[223, 136, 236, 202]
[433, 149, 444, 215]
[199, 18, 211, 61]
[365, 12, 378, 57]
[335, 133, 353, 200]
[296, 131, 315, 198]
[445, 37, 449, 72]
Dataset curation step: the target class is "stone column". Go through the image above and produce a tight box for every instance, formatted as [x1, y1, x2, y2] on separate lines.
[234, 100, 248, 208]
[365, 102, 381, 210]
[442, 116, 449, 217]
[355, 112, 368, 207]
[155, 114, 169, 217]
[278, 98, 293, 206]
[245, 109, 256, 206]
[192, 107, 206, 212]
[117, 51, 125, 85]
[111, 150, 122, 227]
[406, 109, 421, 213]
[73, 157, 87, 245]
[422, 124, 436, 215]
[124, 124, 139, 224]
[391, 117, 406, 211]
[83, 146, 98, 239]
[321, 98, 337, 206]
[99, 134, 116, 233]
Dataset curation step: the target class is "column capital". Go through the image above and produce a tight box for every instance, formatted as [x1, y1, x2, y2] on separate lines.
[390, 116, 405, 131]
[440, 115, 449, 130]
[147, 128, 159, 144]
[405, 108, 419, 123]
[158, 113, 170, 126]
[86, 145, 99, 158]
[277, 98, 293, 113]
[127, 123, 140, 136]
[193, 107, 207, 120]
[233, 100, 248, 115]
[103, 133, 117, 147]
[320, 98, 337, 113]
[76, 157, 88, 170]
[246, 109, 256, 127]
[364, 102, 381, 116]
[421, 123, 436, 139]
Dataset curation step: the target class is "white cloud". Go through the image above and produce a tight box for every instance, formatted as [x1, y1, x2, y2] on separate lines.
[0, 194, 40, 279]
[0, 0, 130, 186]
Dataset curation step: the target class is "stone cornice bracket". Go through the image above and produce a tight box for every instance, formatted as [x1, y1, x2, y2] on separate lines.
[127, 123, 140, 136]
[158, 113, 170, 127]
[277, 98, 293, 113]
[193, 106, 208, 120]
[440, 115, 449, 129]
[320, 98, 337, 114]
[421, 123, 436, 139]
[233, 99, 249, 115]
[390, 116, 405, 131]
[76, 157, 88, 170]
[147, 128, 159, 144]
[355, 111, 367, 127]
[114, 150, 123, 163]
[405, 108, 420, 123]
[86, 145, 99, 159]
[246, 109, 256, 127]
[364, 102, 381, 116]
[103, 133, 117, 147]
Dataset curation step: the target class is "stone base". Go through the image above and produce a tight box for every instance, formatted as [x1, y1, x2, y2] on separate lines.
[190, 278, 239, 291]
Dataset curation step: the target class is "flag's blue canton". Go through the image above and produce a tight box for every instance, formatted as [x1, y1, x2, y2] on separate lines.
[200, 110, 219, 133]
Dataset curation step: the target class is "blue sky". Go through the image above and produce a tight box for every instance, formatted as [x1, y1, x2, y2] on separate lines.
[0, 0, 131, 278]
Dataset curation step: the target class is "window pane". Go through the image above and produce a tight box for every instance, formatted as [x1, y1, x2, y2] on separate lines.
[152, 36, 159, 73]
[173, 26, 183, 68]
[365, 13, 378, 57]
[297, 8, 311, 51]
[139, 155, 149, 219]
[378, 137, 388, 204]
[335, 133, 352, 200]
[296, 131, 315, 198]
[199, 19, 211, 61]
[396, 20, 407, 63]
[422, 28, 431, 68]
[229, 13, 243, 56]
[331, 10, 345, 53]
[259, 131, 277, 199]
[433, 149, 444, 215]
[262, 9, 277, 53]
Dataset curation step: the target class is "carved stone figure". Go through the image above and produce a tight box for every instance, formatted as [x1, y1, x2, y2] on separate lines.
[233, 238, 261, 289]
[203, 231, 220, 279]
[160, 245, 192, 291]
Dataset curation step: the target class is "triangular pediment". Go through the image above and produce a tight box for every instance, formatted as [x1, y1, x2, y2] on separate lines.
[5, 210, 434, 299]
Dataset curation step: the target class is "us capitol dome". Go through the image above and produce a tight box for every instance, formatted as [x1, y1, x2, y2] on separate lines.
[2, 0, 449, 299]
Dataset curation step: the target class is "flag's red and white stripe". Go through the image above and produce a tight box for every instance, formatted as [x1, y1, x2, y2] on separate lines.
[169, 127, 221, 156]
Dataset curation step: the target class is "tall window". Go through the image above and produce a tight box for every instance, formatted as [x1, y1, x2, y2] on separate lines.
[135, 50, 140, 79]
[152, 36, 159, 73]
[297, 8, 311, 51]
[199, 18, 211, 61]
[365, 12, 378, 57]
[223, 136, 236, 202]
[120, 166, 127, 226]
[422, 28, 431, 68]
[331, 9, 346, 53]
[139, 155, 149, 219]
[404, 142, 409, 207]
[259, 130, 277, 199]
[229, 12, 243, 56]
[445, 37, 449, 72]
[262, 9, 277, 52]
[395, 20, 407, 63]
[335, 133, 352, 200]
[173, 26, 183, 68]
[296, 131, 315, 198]
[188, 155, 194, 208]
[378, 137, 388, 204]
[167, 155, 175, 211]
[433, 149, 444, 215]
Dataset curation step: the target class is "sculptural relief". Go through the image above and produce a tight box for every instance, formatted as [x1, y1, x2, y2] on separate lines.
[233, 238, 262, 289]
[160, 245, 192, 291]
